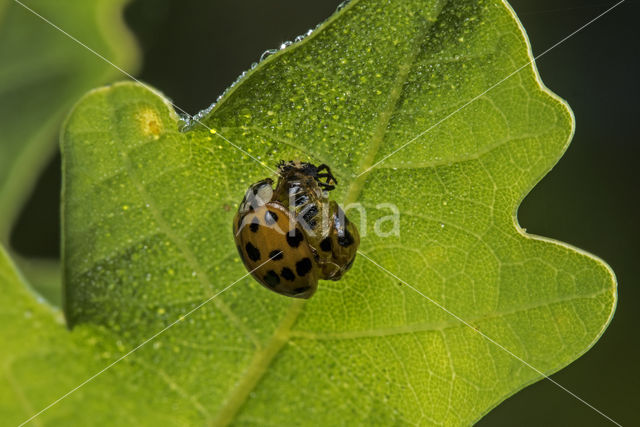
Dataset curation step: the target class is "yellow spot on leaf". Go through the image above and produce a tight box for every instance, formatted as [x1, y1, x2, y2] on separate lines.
[137, 108, 163, 137]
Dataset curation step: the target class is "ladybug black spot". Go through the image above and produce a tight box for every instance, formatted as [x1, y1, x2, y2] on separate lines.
[265, 210, 278, 225]
[293, 286, 311, 294]
[338, 230, 355, 247]
[245, 242, 261, 261]
[281, 267, 295, 281]
[269, 250, 284, 260]
[263, 270, 280, 288]
[286, 228, 304, 248]
[320, 237, 332, 252]
[250, 217, 260, 232]
[295, 257, 312, 276]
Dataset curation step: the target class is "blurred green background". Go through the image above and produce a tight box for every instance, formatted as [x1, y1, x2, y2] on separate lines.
[5, 0, 638, 425]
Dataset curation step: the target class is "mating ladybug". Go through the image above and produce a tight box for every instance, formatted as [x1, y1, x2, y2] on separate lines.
[233, 161, 359, 298]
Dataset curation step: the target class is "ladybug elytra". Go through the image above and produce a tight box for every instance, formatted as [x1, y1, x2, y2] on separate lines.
[233, 161, 359, 298]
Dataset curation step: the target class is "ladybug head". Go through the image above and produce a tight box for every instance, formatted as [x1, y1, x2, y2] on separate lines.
[277, 160, 338, 191]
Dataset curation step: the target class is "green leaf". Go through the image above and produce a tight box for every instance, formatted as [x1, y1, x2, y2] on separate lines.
[6, 0, 617, 425]
[0, 244, 209, 425]
[0, 0, 139, 242]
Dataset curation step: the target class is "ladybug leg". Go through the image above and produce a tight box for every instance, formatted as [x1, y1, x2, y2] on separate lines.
[317, 172, 337, 182]
[318, 182, 336, 192]
[316, 164, 338, 185]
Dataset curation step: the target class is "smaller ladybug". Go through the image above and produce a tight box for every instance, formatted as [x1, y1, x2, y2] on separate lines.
[233, 161, 359, 298]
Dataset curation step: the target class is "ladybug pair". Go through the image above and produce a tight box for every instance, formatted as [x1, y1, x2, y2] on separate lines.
[233, 161, 359, 298]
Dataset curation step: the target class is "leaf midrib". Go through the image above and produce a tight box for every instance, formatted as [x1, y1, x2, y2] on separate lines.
[343, 35, 423, 205]
[209, 299, 305, 426]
